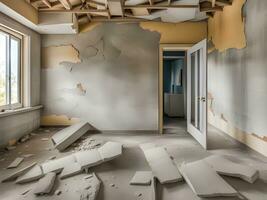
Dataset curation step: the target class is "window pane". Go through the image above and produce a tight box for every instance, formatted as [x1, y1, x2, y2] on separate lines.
[0, 32, 7, 106]
[10, 37, 20, 104]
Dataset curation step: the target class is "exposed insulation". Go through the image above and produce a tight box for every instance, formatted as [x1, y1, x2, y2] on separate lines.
[42, 45, 81, 69]
[41, 115, 80, 126]
[208, 0, 246, 52]
[139, 21, 207, 44]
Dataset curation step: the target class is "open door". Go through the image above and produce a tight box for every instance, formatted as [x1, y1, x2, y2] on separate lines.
[187, 39, 207, 149]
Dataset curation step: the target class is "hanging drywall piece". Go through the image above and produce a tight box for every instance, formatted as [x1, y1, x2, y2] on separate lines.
[130, 171, 152, 185]
[180, 160, 238, 197]
[42, 44, 81, 69]
[51, 121, 91, 151]
[208, 0, 246, 52]
[141, 146, 183, 184]
[203, 155, 259, 183]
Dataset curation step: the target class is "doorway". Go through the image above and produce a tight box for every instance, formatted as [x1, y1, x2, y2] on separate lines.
[163, 51, 187, 133]
[159, 40, 208, 149]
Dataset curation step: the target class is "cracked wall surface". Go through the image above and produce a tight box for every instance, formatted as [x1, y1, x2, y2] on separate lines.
[41, 23, 160, 130]
[208, 0, 267, 156]
[42, 45, 81, 69]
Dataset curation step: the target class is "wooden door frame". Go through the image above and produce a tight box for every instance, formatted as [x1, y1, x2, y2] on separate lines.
[159, 44, 194, 134]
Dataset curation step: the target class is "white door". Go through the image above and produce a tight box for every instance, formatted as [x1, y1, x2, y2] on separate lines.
[187, 39, 207, 149]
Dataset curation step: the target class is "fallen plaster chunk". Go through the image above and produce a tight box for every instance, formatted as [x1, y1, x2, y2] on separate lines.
[42, 155, 76, 174]
[51, 121, 91, 151]
[139, 143, 156, 151]
[33, 172, 56, 195]
[5, 146, 16, 151]
[41, 138, 49, 141]
[2, 162, 37, 182]
[130, 171, 152, 185]
[7, 157, 24, 169]
[84, 174, 93, 180]
[74, 149, 102, 170]
[180, 160, 238, 197]
[21, 189, 31, 195]
[98, 142, 122, 161]
[60, 162, 82, 179]
[23, 154, 35, 158]
[80, 173, 101, 200]
[142, 147, 183, 184]
[55, 190, 61, 195]
[16, 165, 44, 184]
[203, 155, 259, 183]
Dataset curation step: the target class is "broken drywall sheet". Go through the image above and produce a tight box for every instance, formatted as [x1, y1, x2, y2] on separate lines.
[33, 172, 56, 195]
[203, 155, 259, 183]
[74, 149, 103, 170]
[180, 160, 238, 197]
[16, 165, 44, 184]
[60, 162, 82, 179]
[41, 115, 80, 126]
[2, 162, 37, 182]
[80, 173, 101, 200]
[42, 45, 81, 69]
[7, 157, 24, 169]
[42, 155, 76, 174]
[130, 171, 152, 185]
[208, 0, 246, 52]
[98, 142, 122, 161]
[51, 121, 91, 151]
[141, 146, 183, 184]
[139, 21, 207, 44]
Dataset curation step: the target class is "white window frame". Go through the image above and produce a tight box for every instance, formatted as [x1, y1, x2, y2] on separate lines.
[0, 25, 23, 110]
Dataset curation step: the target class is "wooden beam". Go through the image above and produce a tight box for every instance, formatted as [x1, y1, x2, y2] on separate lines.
[200, 1, 222, 12]
[90, 16, 152, 22]
[42, 0, 52, 8]
[58, 0, 72, 10]
[124, 4, 199, 9]
[215, 0, 232, 6]
[39, 8, 109, 13]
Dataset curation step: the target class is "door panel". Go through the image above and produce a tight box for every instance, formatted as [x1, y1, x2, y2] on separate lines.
[187, 39, 207, 149]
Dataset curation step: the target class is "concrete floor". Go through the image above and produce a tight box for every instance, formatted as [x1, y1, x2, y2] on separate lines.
[0, 123, 267, 200]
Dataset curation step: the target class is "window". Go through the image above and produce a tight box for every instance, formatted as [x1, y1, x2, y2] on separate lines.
[0, 26, 22, 110]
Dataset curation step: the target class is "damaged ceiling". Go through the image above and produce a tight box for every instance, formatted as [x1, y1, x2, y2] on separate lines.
[24, 0, 233, 33]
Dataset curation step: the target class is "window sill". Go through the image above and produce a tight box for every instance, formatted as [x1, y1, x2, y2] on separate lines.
[0, 105, 43, 118]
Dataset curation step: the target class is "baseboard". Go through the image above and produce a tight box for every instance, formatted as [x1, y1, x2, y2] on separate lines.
[208, 110, 267, 157]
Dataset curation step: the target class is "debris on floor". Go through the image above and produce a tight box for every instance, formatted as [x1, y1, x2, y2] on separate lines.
[130, 171, 152, 185]
[180, 160, 238, 197]
[33, 172, 56, 195]
[54, 189, 61, 195]
[140, 144, 183, 184]
[51, 121, 91, 151]
[80, 173, 101, 200]
[16, 165, 44, 184]
[7, 157, 24, 169]
[203, 155, 259, 183]
[2, 162, 37, 182]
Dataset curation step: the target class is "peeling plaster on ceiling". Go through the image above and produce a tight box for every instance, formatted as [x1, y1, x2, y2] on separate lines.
[41, 115, 80, 126]
[208, 0, 247, 52]
[139, 21, 207, 43]
[42, 45, 81, 69]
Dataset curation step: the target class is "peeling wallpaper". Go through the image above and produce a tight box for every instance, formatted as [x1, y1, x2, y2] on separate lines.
[208, 0, 267, 153]
[41, 23, 160, 130]
[208, 0, 246, 52]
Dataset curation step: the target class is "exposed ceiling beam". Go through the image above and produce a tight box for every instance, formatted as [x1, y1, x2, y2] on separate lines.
[58, 0, 72, 10]
[42, 0, 52, 8]
[39, 8, 109, 13]
[124, 4, 199, 9]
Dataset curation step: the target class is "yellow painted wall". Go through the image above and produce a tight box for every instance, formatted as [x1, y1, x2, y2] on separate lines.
[0, 0, 38, 24]
[208, 0, 246, 52]
[140, 21, 207, 44]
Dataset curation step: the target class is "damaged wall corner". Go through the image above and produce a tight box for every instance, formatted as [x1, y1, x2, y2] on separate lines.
[208, 0, 247, 52]
[41, 45, 81, 69]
